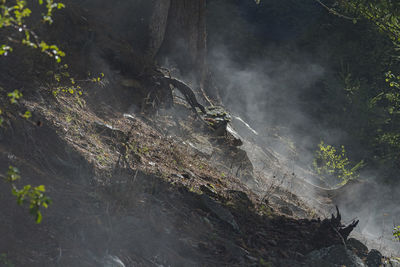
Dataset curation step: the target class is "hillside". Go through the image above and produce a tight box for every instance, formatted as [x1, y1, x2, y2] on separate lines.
[0, 1, 399, 266]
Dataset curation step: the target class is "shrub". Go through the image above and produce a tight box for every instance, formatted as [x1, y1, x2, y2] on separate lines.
[313, 141, 364, 186]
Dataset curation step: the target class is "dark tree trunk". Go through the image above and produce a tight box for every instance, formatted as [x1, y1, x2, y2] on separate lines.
[89, 0, 214, 102]
[156, 0, 207, 86]
[138, 0, 215, 104]
[146, 0, 171, 60]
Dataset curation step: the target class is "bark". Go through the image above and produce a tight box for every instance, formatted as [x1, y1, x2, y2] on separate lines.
[146, 0, 171, 60]
[88, 0, 213, 102]
[156, 0, 207, 87]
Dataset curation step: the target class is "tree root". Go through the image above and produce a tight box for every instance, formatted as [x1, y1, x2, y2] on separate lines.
[311, 205, 359, 249]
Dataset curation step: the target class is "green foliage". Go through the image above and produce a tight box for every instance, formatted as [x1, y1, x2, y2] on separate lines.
[48, 64, 105, 98]
[6, 165, 20, 182]
[4, 166, 52, 224]
[22, 109, 31, 119]
[0, 0, 65, 132]
[0, 0, 65, 61]
[0, 44, 12, 55]
[382, 71, 400, 114]
[313, 141, 364, 185]
[364, 71, 400, 164]
[336, 0, 400, 48]
[7, 89, 22, 104]
[299, 1, 400, 181]
[394, 225, 400, 242]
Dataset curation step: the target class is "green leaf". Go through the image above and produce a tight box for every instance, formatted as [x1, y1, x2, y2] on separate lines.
[7, 89, 23, 104]
[36, 185, 45, 192]
[22, 110, 31, 119]
[35, 211, 42, 224]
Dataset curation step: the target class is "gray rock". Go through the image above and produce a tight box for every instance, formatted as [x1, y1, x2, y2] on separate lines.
[366, 249, 382, 267]
[185, 135, 214, 158]
[305, 245, 365, 267]
[347, 238, 368, 258]
[387, 257, 400, 267]
[94, 121, 124, 139]
[200, 194, 239, 232]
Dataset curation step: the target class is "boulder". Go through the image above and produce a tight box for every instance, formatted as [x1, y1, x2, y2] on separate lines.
[366, 249, 382, 267]
[347, 238, 368, 259]
[305, 245, 365, 267]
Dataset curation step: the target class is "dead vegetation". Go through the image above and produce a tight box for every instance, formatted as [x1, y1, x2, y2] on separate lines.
[0, 77, 367, 266]
[0, 3, 372, 265]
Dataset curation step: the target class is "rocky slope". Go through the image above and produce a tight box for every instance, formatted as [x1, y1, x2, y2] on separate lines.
[0, 3, 398, 266]
[0, 69, 396, 266]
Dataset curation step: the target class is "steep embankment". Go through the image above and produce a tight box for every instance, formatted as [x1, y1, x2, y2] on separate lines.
[0, 70, 390, 266]
[0, 2, 396, 266]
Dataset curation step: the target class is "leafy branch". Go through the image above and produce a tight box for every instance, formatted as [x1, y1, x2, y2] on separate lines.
[313, 141, 364, 185]
[0, 0, 65, 61]
[2, 166, 51, 223]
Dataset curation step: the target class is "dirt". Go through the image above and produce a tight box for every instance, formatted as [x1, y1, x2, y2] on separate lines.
[0, 78, 368, 266]
[0, 4, 389, 265]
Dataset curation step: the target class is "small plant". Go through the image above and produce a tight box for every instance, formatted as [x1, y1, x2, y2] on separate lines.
[394, 226, 400, 242]
[7, 89, 23, 104]
[313, 141, 364, 185]
[50, 64, 105, 97]
[3, 166, 51, 224]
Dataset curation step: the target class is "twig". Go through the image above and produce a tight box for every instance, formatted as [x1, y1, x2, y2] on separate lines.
[132, 169, 139, 185]
[314, 0, 357, 21]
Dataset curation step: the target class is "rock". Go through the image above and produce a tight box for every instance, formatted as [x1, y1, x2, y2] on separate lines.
[227, 190, 254, 209]
[200, 194, 239, 232]
[203, 106, 231, 134]
[366, 249, 382, 267]
[226, 124, 243, 146]
[305, 245, 365, 267]
[387, 257, 400, 267]
[183, 168, 196, 179]
[347, 238, 368, 259]
[200, 184, 218, 197]
[186, 135, 214, 158]
[279, 205, 293, 216]
[173, 173, 185, 179]
[94, 121, 125, 139]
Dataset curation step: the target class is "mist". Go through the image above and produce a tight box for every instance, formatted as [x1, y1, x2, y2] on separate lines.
[206, 0, 400, 255]
[2, 0, 400, 266]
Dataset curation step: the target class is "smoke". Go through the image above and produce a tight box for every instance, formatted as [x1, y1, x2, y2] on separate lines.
[206, 0, 400, 255]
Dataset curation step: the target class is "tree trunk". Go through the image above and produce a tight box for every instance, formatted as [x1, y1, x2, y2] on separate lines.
[155, 0, 207, 89]
[146, 0, 171, 60]
[90, 0, 213, 101]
